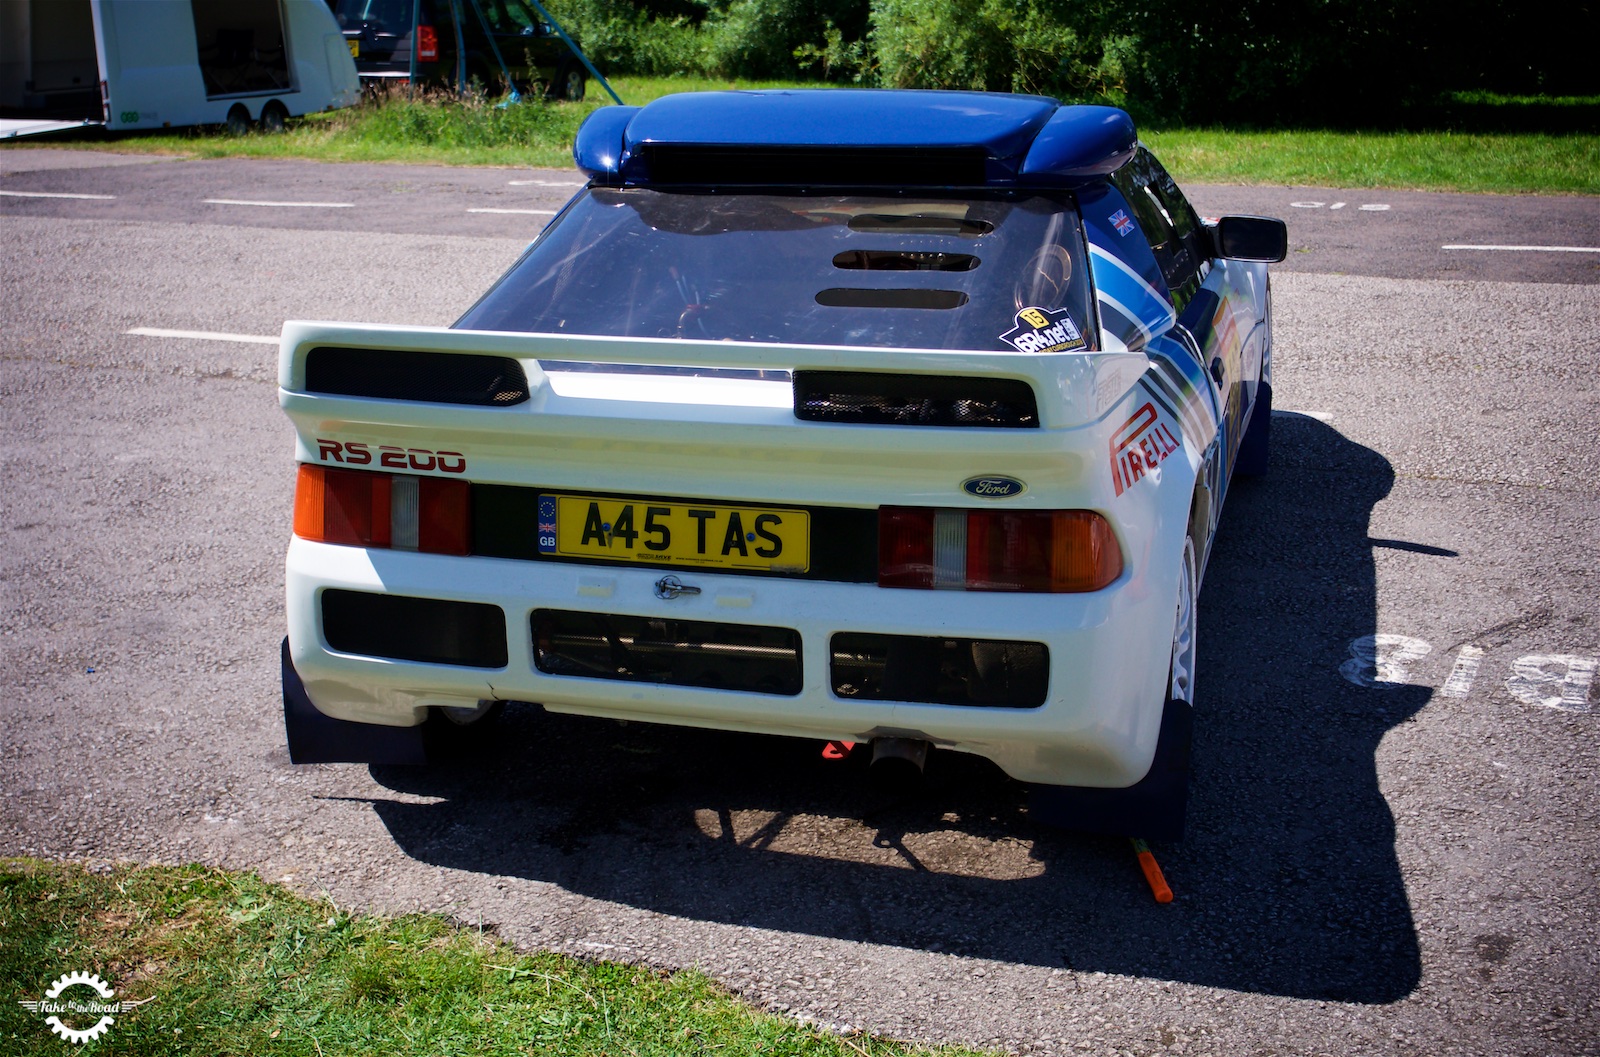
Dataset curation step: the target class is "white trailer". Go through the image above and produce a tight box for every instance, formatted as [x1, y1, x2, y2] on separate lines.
[1, 0, 360, 140]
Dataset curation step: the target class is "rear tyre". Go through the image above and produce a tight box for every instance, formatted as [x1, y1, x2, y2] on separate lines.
[1028, 532, 1198, 839]
[259, 101, 288, 135]
[224, 104, 252, 136]
[1168, 535, 1198, 706]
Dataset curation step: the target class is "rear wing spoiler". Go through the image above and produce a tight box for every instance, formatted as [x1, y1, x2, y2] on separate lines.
[279, 322, 1150, 433]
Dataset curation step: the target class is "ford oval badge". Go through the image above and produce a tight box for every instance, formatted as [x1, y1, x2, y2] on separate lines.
[962, 475, 1027, 499]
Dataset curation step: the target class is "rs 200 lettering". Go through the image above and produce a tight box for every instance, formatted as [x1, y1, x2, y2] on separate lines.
[316, 438, 465, 474]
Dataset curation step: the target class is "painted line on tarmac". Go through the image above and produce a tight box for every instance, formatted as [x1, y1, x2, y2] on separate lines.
[1, 189, 117, 200]
[468, 207, 558, 215]
[507, 179, 582, 187]
[203, 198, 353, 208]
[1442, 244, 1600, 253]
[1274, 409, 1333, 422]
[127, 327, 278, 345]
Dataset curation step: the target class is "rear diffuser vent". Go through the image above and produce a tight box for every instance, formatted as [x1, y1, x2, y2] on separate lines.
[639, 146, 988, 187]
[307, 348, 530, 406]
[533, 610, 803, 696]
[794, 370, 1039, 428]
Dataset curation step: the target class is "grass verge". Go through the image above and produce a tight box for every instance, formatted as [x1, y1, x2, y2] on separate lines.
[5, 77, 1596, 194]
[0, 858, 988, 1057]
[1142, 127, 1600, 195]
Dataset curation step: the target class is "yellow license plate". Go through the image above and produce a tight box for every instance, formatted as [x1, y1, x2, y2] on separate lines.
[347, 39, 359, 57]
[538, 494, 809, 573]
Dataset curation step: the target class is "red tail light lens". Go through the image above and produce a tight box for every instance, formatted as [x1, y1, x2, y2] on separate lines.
[878, 507, 1122, 593]
[416, 24, 439, 62]
[417, 476, 470, 555]
[878, 507, 936, 588]
[295, 464, 469, 556]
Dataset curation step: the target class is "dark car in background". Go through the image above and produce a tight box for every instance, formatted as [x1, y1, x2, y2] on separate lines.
[333, 0, 587, 100]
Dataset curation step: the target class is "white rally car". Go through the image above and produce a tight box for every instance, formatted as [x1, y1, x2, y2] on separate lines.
[279, 90, 1285, 838]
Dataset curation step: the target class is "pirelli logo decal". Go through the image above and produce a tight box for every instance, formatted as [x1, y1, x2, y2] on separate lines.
[1110, 402, 1182, 496]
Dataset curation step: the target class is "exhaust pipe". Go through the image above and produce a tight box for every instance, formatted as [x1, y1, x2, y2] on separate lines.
[870, 737, 931, 786]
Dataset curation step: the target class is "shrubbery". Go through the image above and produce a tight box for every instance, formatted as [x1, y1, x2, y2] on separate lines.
[546, 0, 1594, 126]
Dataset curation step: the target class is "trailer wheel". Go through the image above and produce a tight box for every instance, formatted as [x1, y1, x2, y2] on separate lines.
[259, 101, 288, 135]
[225, 104, 251, 136]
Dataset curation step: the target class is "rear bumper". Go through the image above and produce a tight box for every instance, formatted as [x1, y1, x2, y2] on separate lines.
[285, 536, 1177, 786]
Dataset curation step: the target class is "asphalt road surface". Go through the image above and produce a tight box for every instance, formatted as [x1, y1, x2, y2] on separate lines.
[3, 148, 1597, 1057]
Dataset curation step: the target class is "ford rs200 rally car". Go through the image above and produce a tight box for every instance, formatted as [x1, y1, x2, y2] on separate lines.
[278, 89, 1286, 839]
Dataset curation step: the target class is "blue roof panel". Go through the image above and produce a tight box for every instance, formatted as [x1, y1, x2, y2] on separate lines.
[623, 90, 1059, 157]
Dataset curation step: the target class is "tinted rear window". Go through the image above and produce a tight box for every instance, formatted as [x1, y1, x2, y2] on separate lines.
[456, 189, 1096, 353]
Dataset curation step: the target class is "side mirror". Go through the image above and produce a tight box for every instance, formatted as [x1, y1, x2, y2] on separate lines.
[1214, 215, 1287, 262]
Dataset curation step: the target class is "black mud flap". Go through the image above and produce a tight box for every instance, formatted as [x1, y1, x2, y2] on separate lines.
[1028, 698, 1193, 841]
[281, 638, 428, 765]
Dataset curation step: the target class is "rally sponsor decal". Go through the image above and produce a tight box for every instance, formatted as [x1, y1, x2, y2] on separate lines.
[1000, 306, 1087, 354]
[1109, 401, 1183, 497]
[1140, 348, 1216, 453]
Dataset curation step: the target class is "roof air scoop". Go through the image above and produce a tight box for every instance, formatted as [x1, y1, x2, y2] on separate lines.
[574, 105, 640, 184]
[1019, 106, 1138, 184]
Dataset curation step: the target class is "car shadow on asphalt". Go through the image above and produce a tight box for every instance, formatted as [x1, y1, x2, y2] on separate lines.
[364, 413, 1427, 1003]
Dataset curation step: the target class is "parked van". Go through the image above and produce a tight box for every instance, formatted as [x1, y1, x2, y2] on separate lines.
[0, 0, 360, 140]
[333, 0, 587, 101]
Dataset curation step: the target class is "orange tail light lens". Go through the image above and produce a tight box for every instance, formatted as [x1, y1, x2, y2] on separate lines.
[294, 465, 469, 556]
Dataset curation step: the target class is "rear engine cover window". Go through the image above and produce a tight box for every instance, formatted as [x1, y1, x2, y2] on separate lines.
[457, 190, 1095, 352]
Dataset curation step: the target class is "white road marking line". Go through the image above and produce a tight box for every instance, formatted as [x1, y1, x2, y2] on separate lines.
[1290, 201, 1325, 208]
[1359, 204, 1391, 211]
[126, 327, 278, 345]
[0, 189, 117, 200]
[1440, 645, 1484, 699]
[467, 207, 557, 215]
[507, 179, 583, 187]
[203, 198, 353, 208]
[1330, 202, 1346, 210]
[1442, 244, 1600, 253]
[1274, 409, 1333, 422]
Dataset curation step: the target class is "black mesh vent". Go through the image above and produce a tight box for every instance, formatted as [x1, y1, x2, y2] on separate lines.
[639, 146, 989, 187]
[306, 348, 529, 406]
[794, 371, 1039, 428]
[533, 610, 802, 695]
[832, 632, 1048, 707]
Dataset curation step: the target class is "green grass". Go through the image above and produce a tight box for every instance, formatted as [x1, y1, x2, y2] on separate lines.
[0, 858, 988, 1057]
[1141, 127, 1600, 195]
[5, 77, 1596, 193]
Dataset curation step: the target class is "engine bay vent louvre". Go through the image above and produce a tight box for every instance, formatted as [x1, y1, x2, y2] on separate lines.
[793, 371, 1039, 428]
[533, 610, 803, 696]
[636, 146, 989, 187]
[306, 348, 530, 406]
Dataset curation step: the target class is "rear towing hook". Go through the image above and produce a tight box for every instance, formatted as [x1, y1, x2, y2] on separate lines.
[654, 575, 701, 600]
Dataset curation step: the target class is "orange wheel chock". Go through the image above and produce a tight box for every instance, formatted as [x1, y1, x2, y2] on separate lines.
[1131, 838, 1174, 903]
